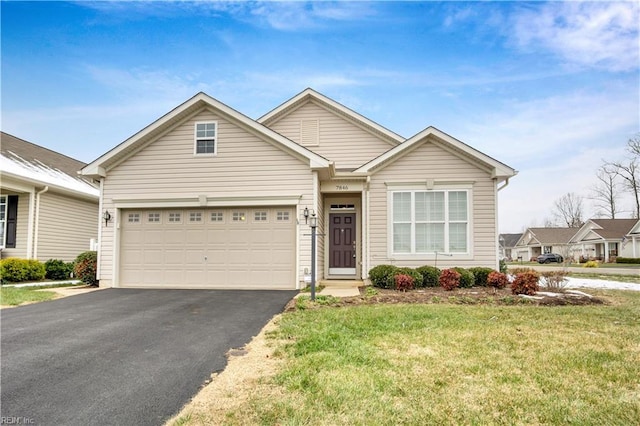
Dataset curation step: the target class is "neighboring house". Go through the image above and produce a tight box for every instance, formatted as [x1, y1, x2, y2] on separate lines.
[569, 219, 640, 262]
[81, 89, 516, 290]
[0, 132, 99, 262]
[514, 227, 578, 261]
[499, 233, 522, 260]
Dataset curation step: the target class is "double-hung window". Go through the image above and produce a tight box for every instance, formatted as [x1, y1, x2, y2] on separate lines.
[194, 122, 217, 155]
[392, 190, 469, 255]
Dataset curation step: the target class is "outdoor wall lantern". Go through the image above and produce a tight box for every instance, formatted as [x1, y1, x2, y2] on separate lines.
[303, 207, 309, 224]
[103, 210, 112, 226]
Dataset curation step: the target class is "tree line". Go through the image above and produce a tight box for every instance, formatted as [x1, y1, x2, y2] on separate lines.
[548, 135, 640, 228]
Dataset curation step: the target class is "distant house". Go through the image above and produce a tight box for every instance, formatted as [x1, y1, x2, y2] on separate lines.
[81, 89, 516, 289]
[514, 227, 578, 261]
[499, 233, 522, 260]
[0, 132, 99, 262]
[569, 219, 640, 262]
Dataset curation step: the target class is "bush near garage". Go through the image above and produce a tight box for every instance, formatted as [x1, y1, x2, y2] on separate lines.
[415, 265, 441, 288]
[0, 258, 46, 283]
[74, 251, 98, 286]
[44, 259, 74, 280]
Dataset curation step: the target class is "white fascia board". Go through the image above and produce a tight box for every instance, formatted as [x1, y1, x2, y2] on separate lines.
[569, 220, 599, 243]
[113, 195, 303, 209]
[629, 219, 640, 235]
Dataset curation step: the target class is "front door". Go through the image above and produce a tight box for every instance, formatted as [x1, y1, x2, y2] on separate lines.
[329, 213, 356, 275]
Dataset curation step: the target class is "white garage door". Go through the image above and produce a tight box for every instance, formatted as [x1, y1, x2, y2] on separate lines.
[119, 207, 296, 289]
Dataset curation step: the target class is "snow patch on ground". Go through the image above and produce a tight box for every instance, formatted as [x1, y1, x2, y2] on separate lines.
[564, 277, 640, 291]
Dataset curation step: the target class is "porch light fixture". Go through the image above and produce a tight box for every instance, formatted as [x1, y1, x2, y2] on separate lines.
[303, 207, 309, 224]
[103, 210, 112, 226]
[309, 213, 317, 228]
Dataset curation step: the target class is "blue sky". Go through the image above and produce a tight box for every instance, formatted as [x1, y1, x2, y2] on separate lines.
[2, 1, 639, 232]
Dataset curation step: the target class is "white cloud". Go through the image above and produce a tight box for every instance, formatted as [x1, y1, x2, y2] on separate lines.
[510, 1, 639, 72]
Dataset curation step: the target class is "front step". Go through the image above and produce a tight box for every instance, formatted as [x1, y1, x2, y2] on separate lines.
[320, 280, 364, 289]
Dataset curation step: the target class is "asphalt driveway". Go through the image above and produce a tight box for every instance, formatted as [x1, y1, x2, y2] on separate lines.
[0, 289, 296, 425]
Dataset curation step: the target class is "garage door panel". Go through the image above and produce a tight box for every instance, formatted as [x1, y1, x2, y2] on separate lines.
[119, 207, 296, 289]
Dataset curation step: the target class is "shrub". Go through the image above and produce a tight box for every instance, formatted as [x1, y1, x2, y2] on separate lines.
[387, 267, 422, 290]
[509, 267, 536, 275]
[511, 271, 540, 296]
[616, 257, 640, 264]
[540, 270, 568, 291]
[44, 259, 74, 281]
[394, 274, 415, 292]
[582, 260, 599, 268]
[74, 251, 98, 286]
[439, 268, 461, 291]
[415, 265, 441, 288]
[499, 259, 508, 274]
[0, 258, 46, 283]
[487, 271, 508, 290]
[469, 267, 494, 287]
[453, 267, 474, 288]
[369, 265, 398, 289]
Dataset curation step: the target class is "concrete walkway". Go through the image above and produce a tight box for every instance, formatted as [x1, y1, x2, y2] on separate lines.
[318, 280, 362, 297]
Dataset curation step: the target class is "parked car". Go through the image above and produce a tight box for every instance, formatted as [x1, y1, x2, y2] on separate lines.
[537, 253, 564, 264]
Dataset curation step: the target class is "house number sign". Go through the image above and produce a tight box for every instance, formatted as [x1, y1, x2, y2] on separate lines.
[336, 185, 349, 191]
[321, 181, 364, 192]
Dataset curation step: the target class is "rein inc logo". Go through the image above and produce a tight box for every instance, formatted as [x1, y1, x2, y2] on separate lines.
[0, 418, 34, 425]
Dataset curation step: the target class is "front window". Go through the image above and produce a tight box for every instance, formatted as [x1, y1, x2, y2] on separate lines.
[392, 190, 469, 254]
[194, 122, 217, 155]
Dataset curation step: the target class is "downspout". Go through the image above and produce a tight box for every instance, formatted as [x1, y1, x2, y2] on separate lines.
[365, 175, 371, 279]
[33, 186, 49, 260]
[26, 190, 36, 259]
[497, 177, 510, 192]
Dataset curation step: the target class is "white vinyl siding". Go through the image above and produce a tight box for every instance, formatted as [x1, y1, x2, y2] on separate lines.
[36, 192, 99, 262]
[392, 190, 468, 255]
[368, 139, 497, 269]
[266, 101, 396, 169]
[99, 108, 315, 287]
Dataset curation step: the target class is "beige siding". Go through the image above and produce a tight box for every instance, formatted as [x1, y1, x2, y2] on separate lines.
[100, 109, 315, 286]
[368, 141, 498, 271]
[1, 192, 30, 259]
[37, 192, 99, 262]
[267, 101, 395, 169]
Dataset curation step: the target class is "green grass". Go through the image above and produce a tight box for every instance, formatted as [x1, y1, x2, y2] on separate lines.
[213, 290, 640, 425]
[0, 286, 57, 306]
[569, 272, 640, 284]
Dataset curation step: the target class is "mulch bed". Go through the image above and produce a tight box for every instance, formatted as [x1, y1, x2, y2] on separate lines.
[286, 286, 606, 311]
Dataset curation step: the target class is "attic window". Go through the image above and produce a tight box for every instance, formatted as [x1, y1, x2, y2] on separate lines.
[194, 122, 217, 155]
[300, 119, 319, 146]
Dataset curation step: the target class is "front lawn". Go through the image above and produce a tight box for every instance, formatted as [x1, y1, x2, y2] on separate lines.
[0, 286, 57, 306]
[174, 290, 640, 425]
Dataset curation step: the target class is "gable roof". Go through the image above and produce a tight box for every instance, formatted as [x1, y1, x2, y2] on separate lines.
[1, 132, 98, 199]
[81, 92, 331, 178]
[517, 227, 578, 246]
[354, 126, 517, 181]
[571, 218, 639, 243]
[500, 233, 522, 248]
[258, 88, 404, 147]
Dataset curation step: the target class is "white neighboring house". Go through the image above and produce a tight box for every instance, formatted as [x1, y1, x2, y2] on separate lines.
[514, 227, 579, 261]
[81, 89, 516, 290]
[569, 219, 640, 262]
[0, 132, 99, 262]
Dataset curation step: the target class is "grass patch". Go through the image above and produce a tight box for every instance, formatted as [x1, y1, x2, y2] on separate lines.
[206, 291, 640, 425]
[299, 284, 326, 293]
[0, 286, 57, 306]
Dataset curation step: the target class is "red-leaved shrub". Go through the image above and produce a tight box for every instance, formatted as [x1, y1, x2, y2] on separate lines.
[511, 271, 540, 295]
[439, 268, 461, 291]
[394, 273, 415, 292]
[487, 271, 509, 290]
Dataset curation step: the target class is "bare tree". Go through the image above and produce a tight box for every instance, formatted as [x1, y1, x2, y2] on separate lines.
[552, 192, 584, 228]
[608, 136, 640, 218]
[590, 164, 621, 219]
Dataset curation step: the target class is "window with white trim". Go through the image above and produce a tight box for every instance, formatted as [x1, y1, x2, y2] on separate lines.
[254, 211, 268, 222]
[127, 213, 141, 223]
[392, 190, 468, 254]
[0, 196, 6, 246]
[168, 212, 182, 223]
[276, 211, 290, 221]
[232, 212, 246, 222]
[148, 212, 161, 223]
[189, 212, 203, 222]
[194, 122, 217, 155]
[210, 211, 223, 222]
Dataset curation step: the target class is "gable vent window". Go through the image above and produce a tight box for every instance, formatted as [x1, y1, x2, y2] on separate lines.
[300, 119, 319, 146]
[194, 122, 217, 155]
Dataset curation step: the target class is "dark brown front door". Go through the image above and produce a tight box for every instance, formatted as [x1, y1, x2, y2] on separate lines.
[329, 213, 356, 273]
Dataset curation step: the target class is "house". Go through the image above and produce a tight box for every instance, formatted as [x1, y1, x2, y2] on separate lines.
[1, 132, 99, 262]
[514, 227, 578, 261]
[499, 233, 522, 261]
[569, 219, 640, 262]
[81, 89, 517, 289]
